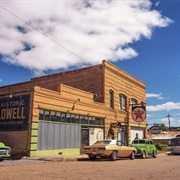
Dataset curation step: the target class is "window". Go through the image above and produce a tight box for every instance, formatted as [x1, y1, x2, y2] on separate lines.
[56, 112, 61, 122]
[61, 113, 66, 122]
[39, 109, 44, 120]
[66, 113, 71, 123]
[50, 111, 56, 121]
[120, 94, 127, 110]
[44, 110, 50, 120]
[75, 114, 80, 124]
[109, 90, 114, 108]
[71, 114, 76, 123]
[80, 115, 88, 124]
[131, 98, 137, 107]
[89, 116, 95, 125]
[38, 109, 105, 126]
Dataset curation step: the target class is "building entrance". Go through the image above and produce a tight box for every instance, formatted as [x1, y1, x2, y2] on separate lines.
[81, 129, 89, 154]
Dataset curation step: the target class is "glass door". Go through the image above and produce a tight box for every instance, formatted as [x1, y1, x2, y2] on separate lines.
[81, 129, 89, 154]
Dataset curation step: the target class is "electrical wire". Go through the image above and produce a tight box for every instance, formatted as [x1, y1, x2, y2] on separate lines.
[0, 3, 85, 62]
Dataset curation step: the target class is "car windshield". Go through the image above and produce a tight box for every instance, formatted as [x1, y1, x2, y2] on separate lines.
[132, 140, 145, 144]
[94, 140, 112, 145]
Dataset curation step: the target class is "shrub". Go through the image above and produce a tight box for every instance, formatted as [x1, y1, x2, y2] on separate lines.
[155, 142, 164, 150]
[155, 142, 170, 151]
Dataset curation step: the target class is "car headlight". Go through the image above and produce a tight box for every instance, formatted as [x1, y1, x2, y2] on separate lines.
[6, 149, 11, 155]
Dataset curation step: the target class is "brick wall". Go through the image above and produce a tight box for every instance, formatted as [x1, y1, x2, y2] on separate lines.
[0, 64, 104, 103]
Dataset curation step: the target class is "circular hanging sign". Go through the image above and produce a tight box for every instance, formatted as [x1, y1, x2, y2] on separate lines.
[132, 106, 146, 122]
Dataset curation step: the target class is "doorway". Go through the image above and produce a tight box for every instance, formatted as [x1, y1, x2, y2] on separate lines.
[81, 129, 89, 154]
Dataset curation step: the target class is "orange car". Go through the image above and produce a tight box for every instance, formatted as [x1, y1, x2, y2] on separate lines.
[83, 140, 137, 161]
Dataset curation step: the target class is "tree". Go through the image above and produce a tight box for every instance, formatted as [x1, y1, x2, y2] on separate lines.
[161, 124, 169, 131]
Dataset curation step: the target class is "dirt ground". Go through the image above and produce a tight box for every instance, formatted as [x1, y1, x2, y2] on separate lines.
[0, 154, 180, 180]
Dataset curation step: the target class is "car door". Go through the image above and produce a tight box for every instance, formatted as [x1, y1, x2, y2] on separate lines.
[117, 140, 128, 157]
[149, 140, 155, 154]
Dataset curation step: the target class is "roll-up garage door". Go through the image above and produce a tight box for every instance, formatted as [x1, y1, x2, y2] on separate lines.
[130, 127, 144, 143]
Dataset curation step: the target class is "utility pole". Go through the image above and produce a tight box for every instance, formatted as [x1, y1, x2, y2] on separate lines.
[166, 113, 171, 131]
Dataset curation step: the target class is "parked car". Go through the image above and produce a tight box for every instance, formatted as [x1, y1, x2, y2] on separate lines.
[83, 140, 137, 161]
[131, 139, 158, 158]
[0, 142, 11, 161]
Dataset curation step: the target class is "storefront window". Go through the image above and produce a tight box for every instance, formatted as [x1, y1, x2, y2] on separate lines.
[44, 110, 50, 121]
[50, 111, 56, 121]
[89, 117, 95, 125]
[61, 113, 66, 122]
[66, 113, 71, 123]
[39, 109, 44, 120]
[71, 114, 76, 123]
[80, 115, 88, 124]
[75, 115, 80, 124]
[56, 112, 61, 122]
[38, 109, 104, 126]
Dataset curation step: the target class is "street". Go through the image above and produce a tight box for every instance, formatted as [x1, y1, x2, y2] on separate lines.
[0, 154, 180, 180]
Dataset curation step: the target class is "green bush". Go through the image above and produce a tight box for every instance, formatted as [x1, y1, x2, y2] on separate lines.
[155, 142, 170, 151]
[155, 142, 164, 150]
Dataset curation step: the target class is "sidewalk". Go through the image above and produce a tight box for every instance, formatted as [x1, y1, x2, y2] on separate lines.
[23, 154, 88, 162]
[23, 152, 169, 162]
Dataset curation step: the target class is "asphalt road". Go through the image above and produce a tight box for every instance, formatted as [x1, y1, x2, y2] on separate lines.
[0, 154, 179, 180]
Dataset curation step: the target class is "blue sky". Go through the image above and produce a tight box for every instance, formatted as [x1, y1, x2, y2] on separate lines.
[0, 0, 179, 127]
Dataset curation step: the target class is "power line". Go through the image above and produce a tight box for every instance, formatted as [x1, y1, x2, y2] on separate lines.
[0, 3, 147, 104]
[0, 3, 85, 62]
[147, 116, 166, 121]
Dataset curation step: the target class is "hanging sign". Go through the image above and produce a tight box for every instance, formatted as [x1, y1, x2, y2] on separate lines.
[111, 122, 121, 128]
[148, 126, 162, 134]
[132, 106, 146, 122]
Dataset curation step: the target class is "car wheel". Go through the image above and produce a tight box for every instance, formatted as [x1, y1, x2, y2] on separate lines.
[88, 156, 96, 161]
[130, 151, 135, 160]
[140, 151, 146, 159]
[153, 150, 157, 158]
[110, 151, 117, 161]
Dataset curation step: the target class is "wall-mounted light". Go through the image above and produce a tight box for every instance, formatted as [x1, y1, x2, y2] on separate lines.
[76, 98, 81, 102]
[9, 93, 13, 98]
[71, 98, 81, 111]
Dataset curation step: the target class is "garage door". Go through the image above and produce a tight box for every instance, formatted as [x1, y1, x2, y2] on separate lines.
[130, 128, 144, 143]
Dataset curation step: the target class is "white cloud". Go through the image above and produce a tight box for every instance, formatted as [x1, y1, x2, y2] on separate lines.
[154, 1, 160, 7]
[147, 102, 180, 112]
[0, 0, 172, 74]
[146, 93, 164, 99]
[0, 79, 2, 83]
[161, 117, 174, 123]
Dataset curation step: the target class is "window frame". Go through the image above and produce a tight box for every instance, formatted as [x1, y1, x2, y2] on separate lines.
[109, 90, 114, 109]
[119, 94, 127, 111]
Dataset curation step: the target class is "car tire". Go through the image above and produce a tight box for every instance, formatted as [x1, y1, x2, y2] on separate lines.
[140, 151, 146, 159]
[153, 150, 157, 158]
[130, 151, 135, 160]
[88, 156, 96, 161]
[110, 151, 117, 161]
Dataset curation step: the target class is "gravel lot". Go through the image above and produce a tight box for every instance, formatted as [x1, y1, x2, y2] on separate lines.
[0, 153, 179, 180]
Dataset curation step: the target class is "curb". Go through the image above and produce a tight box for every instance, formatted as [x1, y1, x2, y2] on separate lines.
[22, 155, 88, 162]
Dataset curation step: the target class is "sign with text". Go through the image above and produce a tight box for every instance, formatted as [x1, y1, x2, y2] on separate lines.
[0, 95, 30, 131]
[148, 126, 162, 134]
[132, 106, 146, 122]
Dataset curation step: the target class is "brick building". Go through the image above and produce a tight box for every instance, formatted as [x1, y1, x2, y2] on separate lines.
[0, 60, 146, 157]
